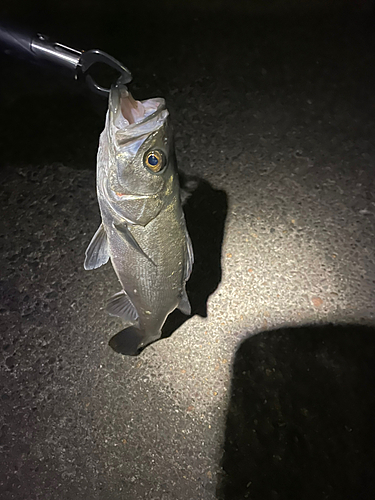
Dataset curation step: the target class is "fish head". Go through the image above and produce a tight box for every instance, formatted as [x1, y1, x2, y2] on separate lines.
[98, 85, 177, 225]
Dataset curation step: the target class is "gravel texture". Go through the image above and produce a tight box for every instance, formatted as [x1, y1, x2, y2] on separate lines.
[1, 5, 375, 499]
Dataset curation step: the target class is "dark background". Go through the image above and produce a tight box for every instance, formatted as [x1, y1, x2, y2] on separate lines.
[1, 1, 375, 499]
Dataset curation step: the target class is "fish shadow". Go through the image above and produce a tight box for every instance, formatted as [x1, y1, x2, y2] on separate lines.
[109, 175, 228, 354]
[217, 323, 375, 500]
[161, 175, 228, 338]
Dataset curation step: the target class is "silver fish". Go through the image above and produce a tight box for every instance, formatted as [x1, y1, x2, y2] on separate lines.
[84, 85, 193, 355]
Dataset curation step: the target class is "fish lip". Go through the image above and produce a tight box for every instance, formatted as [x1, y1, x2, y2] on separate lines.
[110, 96, 168, 148]
[109, 85, 166, 130]
[119, 104, 163, 128]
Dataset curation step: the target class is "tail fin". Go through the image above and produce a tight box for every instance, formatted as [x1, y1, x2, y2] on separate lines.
[109, 326, 161, 356]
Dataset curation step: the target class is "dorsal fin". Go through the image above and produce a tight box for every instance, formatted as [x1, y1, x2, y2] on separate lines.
[185, 230, 194, 281]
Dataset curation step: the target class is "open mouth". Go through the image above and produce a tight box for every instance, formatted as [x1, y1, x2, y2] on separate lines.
[110, 86, 161, 129]
[108, 86, 168, 149]
[120, 91, 147, 125]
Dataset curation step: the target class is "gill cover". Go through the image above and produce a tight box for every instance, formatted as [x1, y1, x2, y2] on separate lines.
[100, 86, 175, 225]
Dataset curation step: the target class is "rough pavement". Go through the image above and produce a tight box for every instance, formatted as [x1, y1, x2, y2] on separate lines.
[1, 5, 375, 499]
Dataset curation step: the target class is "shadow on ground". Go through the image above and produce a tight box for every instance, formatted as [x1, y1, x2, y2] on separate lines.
[217, 324, 375, 500]
[109, 176, 228, 355]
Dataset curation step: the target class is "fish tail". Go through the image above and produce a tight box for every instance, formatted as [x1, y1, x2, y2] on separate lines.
[109, 326, 161, 356]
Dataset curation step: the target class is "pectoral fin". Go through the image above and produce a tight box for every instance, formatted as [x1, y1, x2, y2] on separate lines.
[114, 223, 156, 266]
[84, 223, 109, 270]
[178, 286, 191, 316]
[106, 290, 138, 322]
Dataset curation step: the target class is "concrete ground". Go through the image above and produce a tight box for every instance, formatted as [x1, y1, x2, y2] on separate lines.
[1, 4, 375, 499]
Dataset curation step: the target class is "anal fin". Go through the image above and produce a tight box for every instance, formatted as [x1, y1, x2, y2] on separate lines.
[84, 223, 109, 270]
[106, 290, 138, 323]
[178, 287, 191, 316]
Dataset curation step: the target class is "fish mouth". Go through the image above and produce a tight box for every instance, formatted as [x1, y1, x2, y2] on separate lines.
[110, 86, 147, 125]
[109, 85, 168, 146]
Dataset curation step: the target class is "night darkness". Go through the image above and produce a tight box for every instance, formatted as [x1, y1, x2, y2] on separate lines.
[1, 1, 375, 499]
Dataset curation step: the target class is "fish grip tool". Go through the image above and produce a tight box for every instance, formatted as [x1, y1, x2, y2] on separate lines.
[0, 23, 132, 95]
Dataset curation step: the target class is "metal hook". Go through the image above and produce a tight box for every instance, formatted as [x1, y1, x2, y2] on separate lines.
[77, 49, 132, 95]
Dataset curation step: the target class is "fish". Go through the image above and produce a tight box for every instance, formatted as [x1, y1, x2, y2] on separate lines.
[84, 85, 194, 355]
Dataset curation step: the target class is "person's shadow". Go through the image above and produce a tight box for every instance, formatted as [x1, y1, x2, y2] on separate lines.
[217, 323, 375, 500]
[109, 175, 228, 354]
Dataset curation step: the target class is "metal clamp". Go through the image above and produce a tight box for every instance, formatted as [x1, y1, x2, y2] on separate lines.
[31, 34, 132, 95]
[0, 24, 132, 95]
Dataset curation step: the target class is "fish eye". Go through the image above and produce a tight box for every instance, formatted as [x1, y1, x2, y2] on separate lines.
[144, 150, 166, 173]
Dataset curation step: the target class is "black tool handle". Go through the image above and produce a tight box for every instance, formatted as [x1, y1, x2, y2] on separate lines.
[0, 22, 35, 58]
[0, 22, 132, 95]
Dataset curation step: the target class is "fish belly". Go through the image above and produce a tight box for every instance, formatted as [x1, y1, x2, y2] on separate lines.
[105, 198, 187, 338]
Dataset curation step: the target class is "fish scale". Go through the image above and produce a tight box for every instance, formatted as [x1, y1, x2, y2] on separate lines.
[84, 85, 193, 355]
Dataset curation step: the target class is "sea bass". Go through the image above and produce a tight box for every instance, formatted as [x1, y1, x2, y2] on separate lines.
[84, 85, 193, 355]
